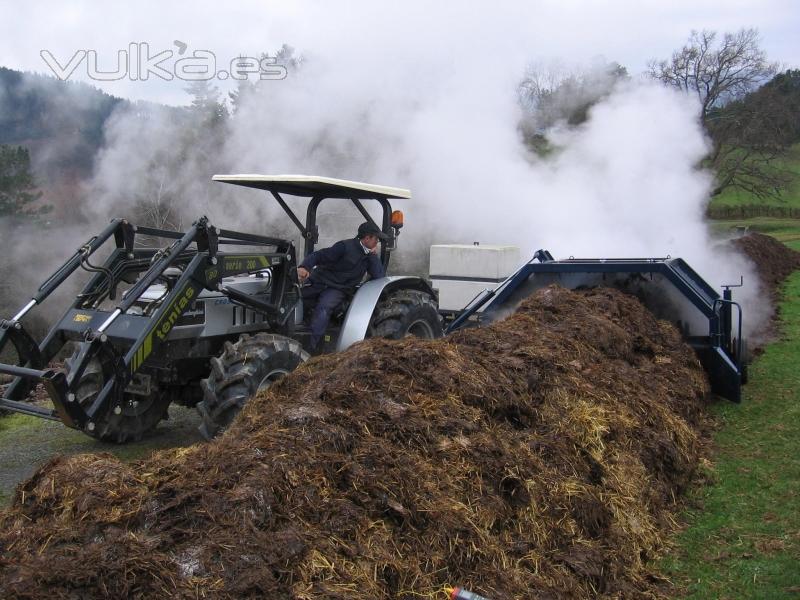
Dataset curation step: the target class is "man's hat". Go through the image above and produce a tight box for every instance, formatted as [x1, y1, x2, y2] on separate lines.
[357, 221, 389, 240]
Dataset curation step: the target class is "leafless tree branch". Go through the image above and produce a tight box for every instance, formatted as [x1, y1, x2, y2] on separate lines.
[648, 28, 790, 198]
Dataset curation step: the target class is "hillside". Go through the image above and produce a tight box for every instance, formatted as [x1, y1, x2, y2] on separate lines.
[0, 67, 126, 177]
[708, 144, 800, 219]
[0, 68, 186, 218]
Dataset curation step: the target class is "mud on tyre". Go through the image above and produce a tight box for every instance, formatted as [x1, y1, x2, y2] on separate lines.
[197, 333, 309, 440]
[369, 289, 443, 340]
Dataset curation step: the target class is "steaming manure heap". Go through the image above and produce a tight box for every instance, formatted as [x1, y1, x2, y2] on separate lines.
[731, 232, 800, 346]
[733, 232, 800, 300]
[0, 285, 711, 599]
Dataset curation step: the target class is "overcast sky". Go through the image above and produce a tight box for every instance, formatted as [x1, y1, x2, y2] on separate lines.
[1, 0, 798, 106]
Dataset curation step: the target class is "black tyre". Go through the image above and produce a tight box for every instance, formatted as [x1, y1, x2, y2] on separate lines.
[197, 333, 309, 440]
[368, 289, 443, 340]
[66, 348, 171, 443]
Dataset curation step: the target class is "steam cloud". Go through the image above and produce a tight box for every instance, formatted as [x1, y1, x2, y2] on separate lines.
[4, 2, 769, 335]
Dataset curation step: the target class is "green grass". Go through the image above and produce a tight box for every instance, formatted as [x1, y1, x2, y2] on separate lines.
[713, 144, 800, 208]
[709, 144, 800, 218]
[659, 269, 800, 598]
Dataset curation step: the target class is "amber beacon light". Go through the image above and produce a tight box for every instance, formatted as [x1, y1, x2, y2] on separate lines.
[391, 210, 404, 228]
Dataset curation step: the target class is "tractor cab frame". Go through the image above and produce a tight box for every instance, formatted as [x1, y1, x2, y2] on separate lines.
[212, 174, 409, 268]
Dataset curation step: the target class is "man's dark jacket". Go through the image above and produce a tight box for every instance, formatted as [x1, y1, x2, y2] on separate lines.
[300, 238, 385, 289]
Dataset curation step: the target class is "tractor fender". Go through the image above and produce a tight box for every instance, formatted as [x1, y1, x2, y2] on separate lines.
[336, 276, 437, 351]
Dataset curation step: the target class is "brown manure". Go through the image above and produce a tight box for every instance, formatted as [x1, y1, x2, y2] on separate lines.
[732, 231, 800, 346]
[0, 286, 710, 599]
[733, 231, 800, 299]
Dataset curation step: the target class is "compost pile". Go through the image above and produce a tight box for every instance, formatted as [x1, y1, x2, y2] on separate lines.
[733, 232, 800, 298]
[0, 286, 710, 599]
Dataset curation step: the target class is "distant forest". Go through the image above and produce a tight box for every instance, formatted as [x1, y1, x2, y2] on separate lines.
[0, 67, 125, 176]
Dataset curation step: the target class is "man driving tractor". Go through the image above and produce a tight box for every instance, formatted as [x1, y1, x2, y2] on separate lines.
[297, 221, 388, 349]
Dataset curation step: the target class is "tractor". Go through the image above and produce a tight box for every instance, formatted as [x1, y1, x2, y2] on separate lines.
[0, 174, 748, 443]
[0, 176, 441, 442]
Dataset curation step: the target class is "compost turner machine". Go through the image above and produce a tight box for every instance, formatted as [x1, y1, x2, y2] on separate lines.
[443, 249, 746, 402]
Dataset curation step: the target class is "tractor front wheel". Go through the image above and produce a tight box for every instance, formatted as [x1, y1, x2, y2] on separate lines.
[196, 333, 309, 440]
[66, 349, 172, 444]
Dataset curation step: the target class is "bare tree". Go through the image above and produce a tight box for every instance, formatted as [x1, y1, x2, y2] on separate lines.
[518, 61, 629, 154]
[518, 62, 574, 113]
[520, 61, 628, 127]
[706, 79, 797, 196]
[134, 172, 182, 232]
[649, 29, 776, 125]
[648, 29, 791, 198]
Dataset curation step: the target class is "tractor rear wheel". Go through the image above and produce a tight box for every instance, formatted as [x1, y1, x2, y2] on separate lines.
[66, 348, 171, 443]
[368, 289, 443, 340]
[196, 333, 309, 440]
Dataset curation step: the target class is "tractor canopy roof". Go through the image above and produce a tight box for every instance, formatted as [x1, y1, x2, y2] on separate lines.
[212, 174, 411, 200]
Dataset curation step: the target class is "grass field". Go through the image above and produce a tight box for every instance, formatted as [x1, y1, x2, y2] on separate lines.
[711, 146, 800, 208]
[660, 226, 800, 598]
[707, 146, 800, 220]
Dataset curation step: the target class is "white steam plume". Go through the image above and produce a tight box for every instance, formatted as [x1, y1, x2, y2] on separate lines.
[82, 2, 767, 334]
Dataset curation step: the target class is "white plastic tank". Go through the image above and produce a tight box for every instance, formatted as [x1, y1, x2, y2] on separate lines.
[430, 244, 520, 311]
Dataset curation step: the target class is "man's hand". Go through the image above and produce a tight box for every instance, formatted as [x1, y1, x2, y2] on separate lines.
[297, 266, 310, 282]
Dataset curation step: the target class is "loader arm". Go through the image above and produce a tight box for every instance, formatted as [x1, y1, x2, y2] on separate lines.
[0, 216, 299, 434]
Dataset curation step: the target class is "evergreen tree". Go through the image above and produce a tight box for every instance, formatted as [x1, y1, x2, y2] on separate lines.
[185, 80, 229, 127]
[0, 145, 50, 220]
[229, 79, 256, 115]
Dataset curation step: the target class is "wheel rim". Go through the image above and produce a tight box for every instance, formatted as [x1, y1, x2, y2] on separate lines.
[117, 394, 159, 417]
[256, 368, 290, 392]
[405, 318, 436, 339]
[75, 359, 157, 418]
[75, 358, 103, 410]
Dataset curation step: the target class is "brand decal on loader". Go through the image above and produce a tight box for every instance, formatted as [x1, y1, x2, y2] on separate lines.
[73, 313, 92, 323]
[131, 285, 196, 373]
[223, 255, 269, 272]
[156, 286, 196, 341]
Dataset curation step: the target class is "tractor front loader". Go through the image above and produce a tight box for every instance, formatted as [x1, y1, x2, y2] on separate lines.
[0, 216, 303, 442]
[0, 175, 443, 442]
